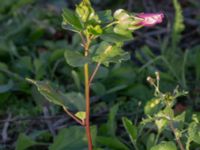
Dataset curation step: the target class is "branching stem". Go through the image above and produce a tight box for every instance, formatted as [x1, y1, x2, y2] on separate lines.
[89, 62, 101, 85]
[169, 120, 185, 150]
[63, 107, 85, 126]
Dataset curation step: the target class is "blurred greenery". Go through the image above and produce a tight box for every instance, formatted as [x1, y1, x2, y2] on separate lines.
[0, 0, 200, 149]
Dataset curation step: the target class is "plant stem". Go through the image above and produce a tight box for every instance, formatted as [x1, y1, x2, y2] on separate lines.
[63, 107, 85, 126]
[154, 131, 161, 145]
[169, 120, 185, 150]
[89, 62, 101, 85]
[84, 39, 93, 150]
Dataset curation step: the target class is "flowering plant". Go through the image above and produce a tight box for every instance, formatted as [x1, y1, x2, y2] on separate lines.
[27, 0, 164, 149]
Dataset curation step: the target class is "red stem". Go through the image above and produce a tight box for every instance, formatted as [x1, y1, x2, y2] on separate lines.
[84, 38, 93, 150]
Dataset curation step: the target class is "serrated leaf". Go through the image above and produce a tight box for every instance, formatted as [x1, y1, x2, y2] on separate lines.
[62, 8, 83, 31]
[122, 117, 137, 144]
[64, 49, 92, 67]
[150, 141, 177, 150]
[92, 41, 130, 66]
[26, 78, 85, 111]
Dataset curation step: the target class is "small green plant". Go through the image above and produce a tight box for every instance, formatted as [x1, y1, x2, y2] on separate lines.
[26, 0, 164, 149]
[122, 72, 200, 150]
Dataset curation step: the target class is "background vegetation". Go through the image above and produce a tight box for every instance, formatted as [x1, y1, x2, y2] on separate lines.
[0, 0, 200, 149]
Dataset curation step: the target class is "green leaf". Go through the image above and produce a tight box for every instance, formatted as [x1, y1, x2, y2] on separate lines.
[75, 0, 100, 24]
[172, 0, 185, 48]
[113, 9, 141, 32]
[91, 125, 98, 146]
[26, 79, 85, 111]
[122, 117, 137, 144]
[174, 111, 185, 128]
[146, 133, 156, 150]
[97, 10, 113, 24]
[150, 141, 177, 150]
[64, 49, 92, 67]
[114, 25, 133, 36]
[0, 62, 8, 70]
[87, 25, 103, 35]
[0, 80, 13, 93]
[106, 84, 127, 94]
[163, 106, 174, 118]
[113, 9, 129, 21]
[96, 136, 129, 150]
[71, 70, 81, 90]
[16, 134, 37, 150]
[100, 32, 133, 43]
[92, 41, 130, 66]
[188, 122, 200, 144]
[144, 98, 162, 116]
[155, 117, 168, 133]
[62, 8, 83, 31]
[50, 126, 87, 150]
[75, 111, 86, 120]
[90, 82, 106, 95]
[107, 104, 120, 137]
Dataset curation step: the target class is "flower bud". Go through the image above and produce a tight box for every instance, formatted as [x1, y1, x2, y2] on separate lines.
[136, 13, 164, 27]
[147, 76, 155, 85]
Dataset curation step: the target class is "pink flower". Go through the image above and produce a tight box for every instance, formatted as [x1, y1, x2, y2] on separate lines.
[136, 13, 164, 27]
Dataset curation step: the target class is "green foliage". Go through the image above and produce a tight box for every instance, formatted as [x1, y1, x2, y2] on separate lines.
[150, 141, 177, 150]
[172, 0, 185, 48]
[122, 117, 138, 147]
[49, 126, 88, 150]
[16, 134, 37, 150]
[26, 78, 85, 111]
[144, 98, 162, 116]
[75, 111, 86, 120]
[62, 8, 84, 32]
[96, 136, 129, 150]
[107, 104, 120, 136]
[187, 121, 200, 145]
[65, 49, 92, 67]
[0, 0, 199, 149]
[0, 80, 13, 93]
[92, 41, 130, 66]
